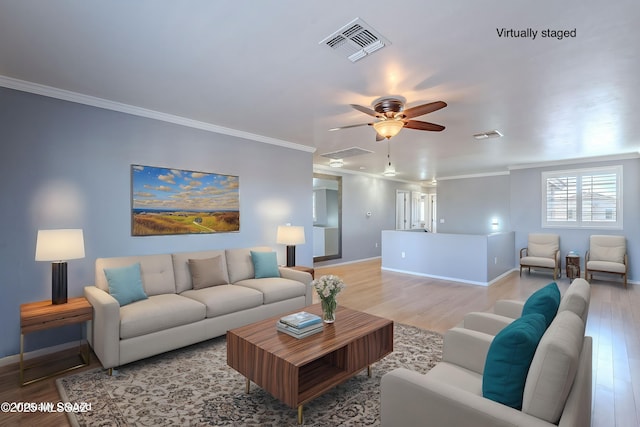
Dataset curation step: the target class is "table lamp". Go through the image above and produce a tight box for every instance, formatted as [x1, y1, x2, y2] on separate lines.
[35, 229, 85, 304]
[276, 225, 305, 267]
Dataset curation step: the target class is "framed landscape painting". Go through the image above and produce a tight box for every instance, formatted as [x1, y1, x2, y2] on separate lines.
[131, 165, 240, 236]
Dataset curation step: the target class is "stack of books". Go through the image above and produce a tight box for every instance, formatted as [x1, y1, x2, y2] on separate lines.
[277, 311, 323, 338]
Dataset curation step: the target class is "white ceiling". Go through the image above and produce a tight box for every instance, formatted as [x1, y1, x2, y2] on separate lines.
[1, 0, 639, 183]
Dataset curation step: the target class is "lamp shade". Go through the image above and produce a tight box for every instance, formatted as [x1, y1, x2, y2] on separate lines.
[373, 119, 404, 139]
[35, 229, 85, 261]
[276, 225, 305, 245]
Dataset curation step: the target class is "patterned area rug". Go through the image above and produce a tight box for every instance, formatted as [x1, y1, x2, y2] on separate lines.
[56, 323, 442, 426]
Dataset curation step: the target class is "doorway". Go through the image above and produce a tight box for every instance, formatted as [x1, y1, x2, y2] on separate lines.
[313, 173, 342, 262]
[429, 194, 437, 232]
[396, 190, 410, 230]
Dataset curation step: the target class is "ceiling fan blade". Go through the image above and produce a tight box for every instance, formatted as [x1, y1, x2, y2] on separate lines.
[329, 123, 373, 131]
[404, 120, 445, 132]
[350, 104, 380, 117]
[401, 101, 447, 119]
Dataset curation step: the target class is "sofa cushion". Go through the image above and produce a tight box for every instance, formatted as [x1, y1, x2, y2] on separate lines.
[250, 250, 280, 279]
[427, 361, 483, 396]
[522, 282, 561, 328]
[225, 247, 272, 283]
[482, 313, 547, 409]
[522, 310, 585, 424]
[96, 254, 176, 296]
[119, 294, 206, 339]
[103, 263, 148, 306]
[234, 277, 306, 304]
[558, 278, 590, 323]
[180, 284, 263, 318]
[188, 256, 228, 289]
[172, 250, 229, 293]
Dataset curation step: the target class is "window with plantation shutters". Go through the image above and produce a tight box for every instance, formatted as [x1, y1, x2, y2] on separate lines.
[542, 165, 622, 229]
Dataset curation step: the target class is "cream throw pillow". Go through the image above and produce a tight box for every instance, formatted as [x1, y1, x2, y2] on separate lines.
[188, 256, 227, 289]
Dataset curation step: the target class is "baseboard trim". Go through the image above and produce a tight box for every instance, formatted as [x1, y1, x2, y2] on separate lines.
[314, 256, 381, 268]
[0, 341, 80, 369]
[382, 267, 492, 286]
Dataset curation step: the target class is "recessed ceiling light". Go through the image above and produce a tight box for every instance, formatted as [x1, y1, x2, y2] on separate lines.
[473, 130, 503, 140]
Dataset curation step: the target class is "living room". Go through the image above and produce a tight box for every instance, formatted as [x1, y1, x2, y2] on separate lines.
[1, 1, 639, 426]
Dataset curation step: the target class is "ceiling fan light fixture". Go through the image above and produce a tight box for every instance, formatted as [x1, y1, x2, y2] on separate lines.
[373, 119, 404, 139]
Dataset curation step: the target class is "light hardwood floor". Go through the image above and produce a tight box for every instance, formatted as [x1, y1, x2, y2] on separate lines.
[1, 259, 637, 426]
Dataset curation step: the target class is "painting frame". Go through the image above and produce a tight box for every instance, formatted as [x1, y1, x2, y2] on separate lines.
[131, 164, 240, 236]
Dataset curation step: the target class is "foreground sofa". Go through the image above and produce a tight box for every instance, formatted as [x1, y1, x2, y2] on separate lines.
[84, 247, 313, 371]
[381, 316, 591, 426]
[381, 279, 592, 427]
[462, 278, 590, 336]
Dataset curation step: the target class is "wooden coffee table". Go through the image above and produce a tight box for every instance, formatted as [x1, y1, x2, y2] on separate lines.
[226, 304, 393, 424]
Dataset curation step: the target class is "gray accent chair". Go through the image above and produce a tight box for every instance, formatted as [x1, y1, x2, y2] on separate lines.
[585, 235, 627, 288]
[519, 233, 561, 280]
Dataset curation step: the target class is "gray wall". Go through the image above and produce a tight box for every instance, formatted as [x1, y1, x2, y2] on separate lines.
[437, 174, 511, 234]
[0, 88, 313, 359]
[436, 158, 639, 281]
[509, 157, 639, 280]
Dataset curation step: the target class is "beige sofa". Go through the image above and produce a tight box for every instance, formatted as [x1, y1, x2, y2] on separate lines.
[381, 279, 592, 427]
[84, 247, 313, 371]
[381, 312, 592, 427]
[462, 278, 590, 336]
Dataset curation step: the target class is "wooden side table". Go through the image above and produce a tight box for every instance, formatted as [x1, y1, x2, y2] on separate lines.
[20, 296, 93, 386]
[286, 265, 315, 279]
[566, 255, 581, 282]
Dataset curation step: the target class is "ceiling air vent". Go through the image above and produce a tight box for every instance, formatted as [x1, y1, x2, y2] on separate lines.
[320, 18, 390, 62]
[473, 130, 503, 140]
[320, 147, 374, 159]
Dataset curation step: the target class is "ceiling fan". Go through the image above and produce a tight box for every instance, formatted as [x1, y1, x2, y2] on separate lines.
[331, 97, 447, 141]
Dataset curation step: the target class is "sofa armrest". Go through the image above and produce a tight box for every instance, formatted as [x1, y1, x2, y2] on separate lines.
[381, 368, 554, 427]
[494, 299, 525, 318]
[278, 267, 313, 305]
[84, 286, 120, 369]
[442, 327, 493, 374]
[463, 312, 514, 336]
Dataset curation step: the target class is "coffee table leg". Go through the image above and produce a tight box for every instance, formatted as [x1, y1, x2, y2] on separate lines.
[246, 378, 250, 393]
[298, 405, 303, 425]
[367, 365, 372, 377]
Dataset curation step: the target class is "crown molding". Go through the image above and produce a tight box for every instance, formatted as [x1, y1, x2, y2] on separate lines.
[313, 164, 423, 186]
[508, 152, 640, 171]
[0, 75, 316, 153]
[437, 170, 510, 181]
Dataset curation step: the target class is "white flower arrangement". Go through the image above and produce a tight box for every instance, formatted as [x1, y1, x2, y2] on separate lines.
[312, 274, 346, 301]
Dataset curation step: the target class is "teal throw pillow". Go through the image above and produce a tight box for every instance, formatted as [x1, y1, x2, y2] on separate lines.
[522, 282, 561, 327]
[250, 251, 280, 279]
[104, 263, 148, 306]
[482, 313, 547, 409]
